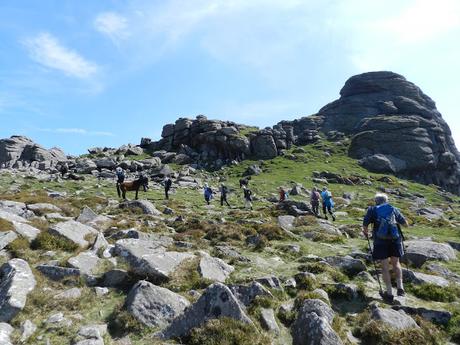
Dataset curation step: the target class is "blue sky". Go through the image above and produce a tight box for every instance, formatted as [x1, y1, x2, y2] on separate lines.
[1, 0, 459, 155]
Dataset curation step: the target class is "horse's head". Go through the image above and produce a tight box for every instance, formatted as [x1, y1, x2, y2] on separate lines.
[139, 175, 149, 192]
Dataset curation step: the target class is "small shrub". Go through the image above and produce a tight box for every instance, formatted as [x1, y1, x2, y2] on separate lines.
[107, 305, 147, 336]
[311, 232, 345, 244]
[187, 318, 271, 345]
[294, 273, 317, 291]
[254, 223, 286, 241]
[165, 258, 213, 292]
[7, 236, 30, 258]
[0, 218, 14, 231]
[294, 291, 330, 309]
[357, 318, 445, 345]
[31, 231, 79, 252]
[447, 307, 460, 343]
[406, 283, 460, 302]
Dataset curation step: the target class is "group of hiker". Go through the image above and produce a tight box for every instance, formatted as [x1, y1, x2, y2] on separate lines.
[113, 167, 408, 304]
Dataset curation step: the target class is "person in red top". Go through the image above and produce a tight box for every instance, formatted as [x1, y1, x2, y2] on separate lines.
[279, 187, 287, 202]
[310, 186, 320, 216]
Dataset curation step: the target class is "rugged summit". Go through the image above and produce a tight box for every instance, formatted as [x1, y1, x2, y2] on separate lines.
[317, 72, 460, 194]
[0, 136, 66, 169]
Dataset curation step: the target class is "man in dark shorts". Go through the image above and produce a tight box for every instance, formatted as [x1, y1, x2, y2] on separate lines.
[363, 193, 408, 302]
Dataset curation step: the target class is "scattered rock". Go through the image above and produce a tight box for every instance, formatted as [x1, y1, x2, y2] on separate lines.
[392, 305, 452, 326]
[403, 240, 457, 267]
[48, 220, 99, 248]
[0, 259, 36, 322]
[229, 281, 273, 306]
[125, 280, 190, 328]
[324, 256, 366, 276]
[119, 200, 161, 216]
[291, 299, 343, 345]
[198, 252, 234, 283]
[68, 251, 104, 275]
[56, 287, 82, 300]
[20, 319, 36, 342]
[260, 308, 280, 334]
[370, 305, 419, 330]
[161, 283, 252, 339]
[36, 265, 81, 281]
[0, 322, 13, 345]
[0, 231, 17, 251]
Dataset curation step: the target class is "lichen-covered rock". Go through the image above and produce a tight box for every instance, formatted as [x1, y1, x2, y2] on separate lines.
[0, 259, 36, 322]
[0, 322, 13, 345]
[403, 240, 456, 267]
[198, 252, 234, 283]
[119, 200, 161, 216]
[370, 306, 419, 330]
[48, 220, 98, 248]
[0, 231, 17, 251]
[161, 283, 252, 339]
[291, 299, 343, 345]
[125, 281, 189, 328]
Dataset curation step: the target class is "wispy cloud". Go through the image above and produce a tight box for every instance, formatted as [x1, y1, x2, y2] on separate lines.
[23, 32, 98, 79]
[39, 128, 114, 136]
[94, 12, 129, 43]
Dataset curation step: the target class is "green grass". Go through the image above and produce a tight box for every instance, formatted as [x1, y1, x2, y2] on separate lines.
[406, 283, 460, 302]
[31, 231, 79, 252]
[0, 218, 14, 231]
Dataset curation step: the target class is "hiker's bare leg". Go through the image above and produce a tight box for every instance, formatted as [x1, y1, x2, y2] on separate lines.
[381, 259, 393, 295]
[390, 257, 403, 290]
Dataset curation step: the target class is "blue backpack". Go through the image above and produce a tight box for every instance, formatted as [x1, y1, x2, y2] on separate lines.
[374, 204, 400, 240]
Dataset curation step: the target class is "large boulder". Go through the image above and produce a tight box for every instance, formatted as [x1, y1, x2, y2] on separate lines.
[0, 259, 36, 322]
[0, 135, 66, 167]
[119, 200, 161, 216]
[198, 252, 234, 283]
[48, 220, 99, 248]
[291, 299, 343, 345]
[114, 239, 194, 281]
[403, 240, 457, 267]
[125, 280, 190, 328]
[0, 323, 13, 345]
[370, 306, 419, 330]
[316, 71, 460, 195]
[161, 283, 252, 339]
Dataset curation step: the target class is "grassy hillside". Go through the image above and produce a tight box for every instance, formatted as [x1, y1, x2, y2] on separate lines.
[1, 136, 459, 345]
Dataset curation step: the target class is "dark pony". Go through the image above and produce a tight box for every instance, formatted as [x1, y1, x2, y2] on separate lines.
[117, 175, 149, 200]
[239, 176, 251, 188]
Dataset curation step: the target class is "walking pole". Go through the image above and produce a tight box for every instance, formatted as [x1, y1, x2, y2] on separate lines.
[366, 233, 384, 298]
[398, 224, 410, 272]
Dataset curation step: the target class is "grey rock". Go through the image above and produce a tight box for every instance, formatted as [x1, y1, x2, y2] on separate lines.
[198, 252, 234, 283]
[11, 221, 40, 241]
[114, 239, 194, 281]
[27, 203, 62, 213]
[0, 231, 17, 251]
[324, 255, 366, 276]
[403, 240, 457, 267]
[95, 287, 109, 296]
[256, 276, 283, 291]
[20, 319, 36, 342]
[119, 200, 161, 216]
[78, 324, 107, 339]
[392, 305, 452, 326]
[125, 280, 190, 328]
[229, 281, 273, 306]
[102, 269, 130, 288]
[68, 251, 103, 275]
[371, 306, 418, 330]
[161, 283, 252, 339]
[36, 265, 81, 281]
[91, 233, 109, 254]
[56, 287, 82, 300]
[0, 259, 36, 322]
[0, 322, 13, 345]
[48, 220, 99, 248]
[291, 299, 342, 345]
[402, 269, 449, 287]
[243, 165, 262, 176]
[0, 209, 28, 224]
[278, 215, 295, 232]
[260, 308, 280, 334]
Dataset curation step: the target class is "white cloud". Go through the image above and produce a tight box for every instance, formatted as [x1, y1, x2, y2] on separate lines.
[94, 12, 129, 42]
[40, 128, 114, 136]
[23, 32, 98, 79]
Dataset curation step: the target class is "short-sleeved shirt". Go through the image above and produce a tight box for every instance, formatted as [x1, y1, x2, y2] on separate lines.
[363, 203, 406, 243]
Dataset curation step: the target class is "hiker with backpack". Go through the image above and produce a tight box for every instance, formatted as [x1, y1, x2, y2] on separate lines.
[321, 187, 336, 221]
[164, 176, 172, 200]
[310, 187, 321, 216]
[203, 183, 214, 205]
[243, 186, 253, 210]
[362, 193, 408, 303]
[220, 183, 230, 207]
[115, 167, 125, 184]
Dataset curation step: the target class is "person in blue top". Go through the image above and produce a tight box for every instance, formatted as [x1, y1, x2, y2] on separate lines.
[320, 187, 336, 221]
[203, 183, 214, 205]
[363, 193, 408, 302]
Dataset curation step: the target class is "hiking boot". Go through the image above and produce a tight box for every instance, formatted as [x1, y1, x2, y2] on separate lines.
[381, 291, 394, 303]
[324, 215, 328, 220]
[397, 288, 405, 297]
[332, 215, 336, 221]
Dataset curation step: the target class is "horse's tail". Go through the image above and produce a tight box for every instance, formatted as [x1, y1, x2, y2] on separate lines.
[116, 183, 121, 198]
